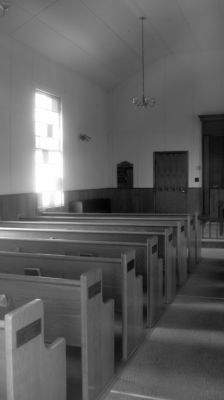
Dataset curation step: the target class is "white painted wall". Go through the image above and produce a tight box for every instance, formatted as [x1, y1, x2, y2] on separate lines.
[0, 33, 110, 194]
[109, 51, 224, 188]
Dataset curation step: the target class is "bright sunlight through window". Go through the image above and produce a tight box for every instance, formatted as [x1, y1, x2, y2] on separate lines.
[34, 91, 64, 209]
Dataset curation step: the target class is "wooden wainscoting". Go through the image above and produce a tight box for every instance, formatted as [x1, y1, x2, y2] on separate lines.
[0, 193, 37, 220]
[0, 187, 202, 219]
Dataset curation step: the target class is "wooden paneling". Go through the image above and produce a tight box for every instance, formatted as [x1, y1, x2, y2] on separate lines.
[110, 188, 155, 213]
[65, 189, 113, 210]
[0, 187, 202, 220]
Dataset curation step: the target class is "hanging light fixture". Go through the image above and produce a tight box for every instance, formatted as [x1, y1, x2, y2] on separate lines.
[0, 0, 10, 17]
[132, 17, 156, 108]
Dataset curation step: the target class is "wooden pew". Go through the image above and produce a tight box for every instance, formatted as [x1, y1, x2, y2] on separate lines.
[0, 269, 114, 400]
[36, 211, 201, 264]
[0, 249, 143, 361]
[33, 213, 197, 269]
[0, 235, 163, 328]
[0, 219, 187, 286]
[0, 226, 176, 305]
[0, 298, 66, 400]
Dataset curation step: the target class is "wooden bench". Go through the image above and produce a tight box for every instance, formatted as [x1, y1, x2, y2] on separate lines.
[0, 249, 143, 361]
[36, 211, 201, 265]
[0, 219, 186, 286]
[0, 298, 66, 400]
[0, 268, 114, 400]
[0, 235, 163, 328]
[0, 226, 176, 305]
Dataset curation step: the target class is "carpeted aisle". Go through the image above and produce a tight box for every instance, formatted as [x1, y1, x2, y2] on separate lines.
[104, 250, 224, 400]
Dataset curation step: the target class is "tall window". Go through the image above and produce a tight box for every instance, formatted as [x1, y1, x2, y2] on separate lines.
[34, 90, 64, 209]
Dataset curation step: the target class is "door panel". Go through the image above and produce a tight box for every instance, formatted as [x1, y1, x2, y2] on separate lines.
[154, 152, 188, 213]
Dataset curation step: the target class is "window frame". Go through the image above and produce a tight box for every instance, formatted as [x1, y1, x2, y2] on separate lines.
[34, 89, 64, 210]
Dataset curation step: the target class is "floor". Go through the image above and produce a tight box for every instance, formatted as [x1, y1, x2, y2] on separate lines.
[104, 248, 224, 400]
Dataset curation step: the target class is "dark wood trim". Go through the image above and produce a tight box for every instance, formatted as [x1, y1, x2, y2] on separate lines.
[199, 114, 224, 215]
[199, 114, 224, 123]
[199, 114, 224, 137]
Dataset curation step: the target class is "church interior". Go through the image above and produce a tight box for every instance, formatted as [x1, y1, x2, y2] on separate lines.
[0, 1, 224, 399]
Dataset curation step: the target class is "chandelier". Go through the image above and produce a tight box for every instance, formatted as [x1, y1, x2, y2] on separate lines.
[0, 1, 10, 17]
[132, 17, 156, 108]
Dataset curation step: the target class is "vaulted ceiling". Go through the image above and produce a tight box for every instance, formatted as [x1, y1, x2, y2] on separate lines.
[0, 0, 223, 89]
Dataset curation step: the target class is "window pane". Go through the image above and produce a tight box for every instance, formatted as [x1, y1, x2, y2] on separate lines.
[42, 192, 51, 208]
[35, 122, 47, 137]
[35, 92, 52, 110]
[35, 90, 63, 208]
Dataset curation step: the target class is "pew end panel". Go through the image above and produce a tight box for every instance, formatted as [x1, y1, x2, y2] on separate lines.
[195, 212, 202, 263]
[156, 229, 176, 305]
[187, 216, 196, 273]
[164, 230, 176, 304]
[176, 221, 188, 286]
[121, 251, 144, 360]
[80, 269, 114, 400]
[147, 237, 164, 327]
[4, 299, 66, 400]
[0, 320, 6, 399]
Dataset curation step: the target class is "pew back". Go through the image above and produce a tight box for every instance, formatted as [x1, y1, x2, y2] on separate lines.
[0, 219, 186, 286]
[35, 211, 201, 263]
[52, 214, 194, 271]
[0, 226, 176, 304]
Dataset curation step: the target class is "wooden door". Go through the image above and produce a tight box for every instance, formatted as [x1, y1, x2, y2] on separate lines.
[154, 151, 188, 213]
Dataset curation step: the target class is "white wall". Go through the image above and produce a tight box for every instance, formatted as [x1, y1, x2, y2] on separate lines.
[0, 33, 110, 195]
[109, 50, 224, 188]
